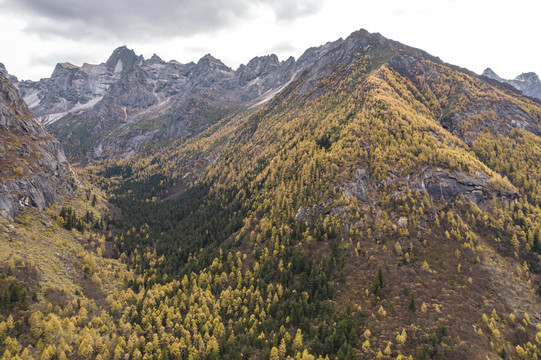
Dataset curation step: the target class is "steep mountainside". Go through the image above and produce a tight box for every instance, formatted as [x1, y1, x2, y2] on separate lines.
[0, 71, 76, 220]
[85, 29, 541, 359]
[1, 28, 541, 360]
[483, 67, 541, 101]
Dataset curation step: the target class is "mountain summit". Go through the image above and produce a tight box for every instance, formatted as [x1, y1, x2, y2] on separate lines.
[105, 45, 142, 73]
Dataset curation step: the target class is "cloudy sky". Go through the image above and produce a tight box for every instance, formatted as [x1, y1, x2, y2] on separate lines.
[0, 0, 539, 81]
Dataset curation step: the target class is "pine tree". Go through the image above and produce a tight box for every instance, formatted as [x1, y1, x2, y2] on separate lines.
[409, 293, 416, 314]
[20, 290, 29, 311]
[9, 282, 20, 303]
[373, 267, 383, 299]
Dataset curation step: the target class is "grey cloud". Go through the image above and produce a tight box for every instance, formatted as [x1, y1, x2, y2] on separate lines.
[270, 0, 323, 21]
[0, 0, 324, 41]
[29, 50, 101, 69]
[268, 41, 296, 54]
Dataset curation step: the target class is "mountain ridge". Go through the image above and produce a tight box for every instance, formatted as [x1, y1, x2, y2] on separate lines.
[7, 28, 456, 162]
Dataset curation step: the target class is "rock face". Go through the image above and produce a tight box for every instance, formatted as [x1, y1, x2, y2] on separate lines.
[0, 62, 18, 84]
[0, 70, 76, 220]
[482, 68, 541, 101]
[344, 167, 518, 208]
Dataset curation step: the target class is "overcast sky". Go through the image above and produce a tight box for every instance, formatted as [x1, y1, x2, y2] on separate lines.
[0, 0, 539, 81]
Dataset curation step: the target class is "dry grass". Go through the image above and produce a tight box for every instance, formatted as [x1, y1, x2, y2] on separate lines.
[0, 183, 126, 302]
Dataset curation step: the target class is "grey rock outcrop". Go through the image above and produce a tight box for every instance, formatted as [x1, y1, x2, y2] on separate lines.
[0, 63, 18, 84]
[0, 71, 76, 220]
[423, 170, 517, 204]
[344, 167, 518, 207]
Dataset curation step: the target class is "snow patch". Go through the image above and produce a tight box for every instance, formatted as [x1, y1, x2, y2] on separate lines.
[39, 112, 68, 125]
[36, 96, 103, 125]
[249, 71, 299, 108]
[114, 59, 123, 74]
[23, 91, 40, 108]
[71, 96, 103, 112]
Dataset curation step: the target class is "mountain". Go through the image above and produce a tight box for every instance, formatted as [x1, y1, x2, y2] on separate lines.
[482, 67, 541, 100]
[1, 28, 541, 360]
[0, 68, 136, 360]
[17, 46, 304, 160]
[93, 29, 541, 359]
[0, 70, 76, 220]
[21, 34, 418, 161]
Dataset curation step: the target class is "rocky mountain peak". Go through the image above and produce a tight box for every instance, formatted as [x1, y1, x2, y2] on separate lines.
[246, 54, 281, 71]
[516, 72, 540, 83]
[347, 27, 381, 41]
[57, 62, 78, 70]
[105, 45, 140, 73]
[51, 62, 80, 78]
[196, 54, 232, 72]
[149, 53, 164, 63]
[482, 67, 503, 81]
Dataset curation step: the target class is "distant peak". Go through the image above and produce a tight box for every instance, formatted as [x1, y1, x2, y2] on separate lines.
[246, 54, 280, 67]
[108, 45, 134, 55]
[105, 45, 139, 72]
[284, 56, 295, 63]
[0, 63, 17, 83]
[58, 62, 78, 69]
[481, 68, 502, 81]
[348, 28, 381, 41]
[196, 54, 231, 71]
[150, 54, 163, 62]
[201, 53, 218, 61]
[51, 62, 80, 78]
[516, 72, 540, 82]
